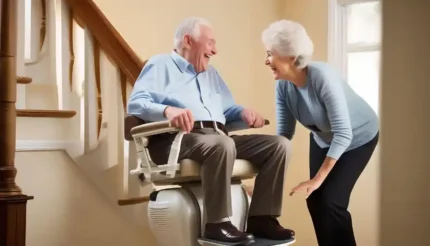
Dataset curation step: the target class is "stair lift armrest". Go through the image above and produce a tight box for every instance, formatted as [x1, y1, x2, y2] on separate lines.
[130, 120, 179, 137]
[129, 120, 184, 181]
[225, 119, 270, 133]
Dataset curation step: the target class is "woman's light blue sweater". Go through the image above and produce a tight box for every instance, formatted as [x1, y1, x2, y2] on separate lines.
[276, 61, 379, 160]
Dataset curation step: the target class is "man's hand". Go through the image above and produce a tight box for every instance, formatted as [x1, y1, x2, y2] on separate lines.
[241, 108, 265, 128]
[164, 106, 194, 133]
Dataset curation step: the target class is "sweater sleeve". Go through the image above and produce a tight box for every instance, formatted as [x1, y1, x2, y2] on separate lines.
[276, 81, 296, 140]
[316, 68, 353, 160]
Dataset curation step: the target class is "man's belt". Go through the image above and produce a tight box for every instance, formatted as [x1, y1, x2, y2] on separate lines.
[193, 121, 227, 134]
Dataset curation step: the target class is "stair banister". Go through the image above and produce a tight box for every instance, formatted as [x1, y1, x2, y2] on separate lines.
[64, 0, 145, 84]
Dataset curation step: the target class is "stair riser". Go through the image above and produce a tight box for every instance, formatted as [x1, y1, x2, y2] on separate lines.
[17, 117, 79, 141]
[24, 83, 59, 109]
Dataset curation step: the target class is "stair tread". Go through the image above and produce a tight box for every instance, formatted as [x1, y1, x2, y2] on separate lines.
[16, 76, 32, 84]
[17, 109, 76, 118]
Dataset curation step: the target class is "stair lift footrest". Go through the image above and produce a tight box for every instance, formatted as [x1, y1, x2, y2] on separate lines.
[198, 237, 296, 246]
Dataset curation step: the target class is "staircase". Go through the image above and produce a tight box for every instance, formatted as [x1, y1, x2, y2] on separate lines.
[0, 0, 156, 245]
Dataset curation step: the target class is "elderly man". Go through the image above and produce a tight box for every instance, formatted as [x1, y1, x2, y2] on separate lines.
[127, 17, 294, 244]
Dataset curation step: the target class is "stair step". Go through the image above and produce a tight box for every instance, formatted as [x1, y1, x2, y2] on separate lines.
[16, 76, 32, 84]
[17, 109, 76, 118]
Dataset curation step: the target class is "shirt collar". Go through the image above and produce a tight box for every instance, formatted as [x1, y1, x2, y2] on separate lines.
[170, 50, 195, 74]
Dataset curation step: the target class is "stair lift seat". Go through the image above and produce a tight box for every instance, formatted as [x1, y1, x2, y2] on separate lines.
[125, 115, 296, 246]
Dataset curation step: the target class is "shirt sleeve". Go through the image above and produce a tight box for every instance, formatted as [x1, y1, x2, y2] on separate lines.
[276, 81, 296, 140]
[127, 59, 168, 122]
[214, 69, 244, 123]
[316, 67, 353, 160]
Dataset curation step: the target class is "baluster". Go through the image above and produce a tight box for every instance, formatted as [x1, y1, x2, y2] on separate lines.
[23, 0, 46, 64]
[120, 70, 127, 111]
[39, 0, 46, 51]
[0, 0, 20, 198]
[92, 37, 102, 139]
[16, 0, 26, 109]
[83, 28, 99, 151]
[68, 7, 74, 91]
[52, 0, 72, 110]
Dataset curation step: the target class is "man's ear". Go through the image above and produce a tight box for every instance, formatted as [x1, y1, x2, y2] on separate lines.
[183, 35, 192, 49]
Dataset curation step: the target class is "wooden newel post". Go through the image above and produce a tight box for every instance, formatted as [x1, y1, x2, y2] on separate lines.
[0, 0, 33, 245]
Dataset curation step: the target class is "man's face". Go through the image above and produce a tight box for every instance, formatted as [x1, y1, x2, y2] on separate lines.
[185, 25, 217, 73]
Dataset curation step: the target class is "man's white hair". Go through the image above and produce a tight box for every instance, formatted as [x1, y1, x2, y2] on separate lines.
[173, 17, 212, 50]
[262, 20, 314, 69]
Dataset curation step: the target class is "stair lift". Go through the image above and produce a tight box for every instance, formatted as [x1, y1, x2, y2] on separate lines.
[122, 115, 296, 246]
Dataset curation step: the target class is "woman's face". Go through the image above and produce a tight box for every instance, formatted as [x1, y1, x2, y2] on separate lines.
[265, 50, 296, 80]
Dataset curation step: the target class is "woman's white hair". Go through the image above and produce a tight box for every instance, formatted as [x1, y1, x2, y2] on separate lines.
[262, 20, 314, 69]
[173, 17, 212, 50]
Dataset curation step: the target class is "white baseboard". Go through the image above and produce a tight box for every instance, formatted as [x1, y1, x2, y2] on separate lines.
[16, 140, 82, 157]
[16, 140, 72, 151]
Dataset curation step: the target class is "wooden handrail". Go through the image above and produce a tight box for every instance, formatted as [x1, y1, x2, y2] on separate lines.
[64, 0, 145, 84]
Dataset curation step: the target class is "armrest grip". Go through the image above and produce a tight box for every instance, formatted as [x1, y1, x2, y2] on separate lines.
[130, 120, 179, 137]
[225, 119, 270, 133]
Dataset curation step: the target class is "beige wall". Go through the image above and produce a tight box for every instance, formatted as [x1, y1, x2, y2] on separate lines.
[380, 0, 430, 245]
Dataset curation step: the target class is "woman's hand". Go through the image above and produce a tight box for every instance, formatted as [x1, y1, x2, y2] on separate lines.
[290, 157, 337, 198]
[290, 178, 323, 199]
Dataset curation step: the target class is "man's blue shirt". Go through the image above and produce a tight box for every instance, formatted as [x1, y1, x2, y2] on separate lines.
[127, 51, 244, 124]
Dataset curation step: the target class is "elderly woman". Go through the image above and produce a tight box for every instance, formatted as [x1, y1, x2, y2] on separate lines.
[261, 20, 379, 246]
